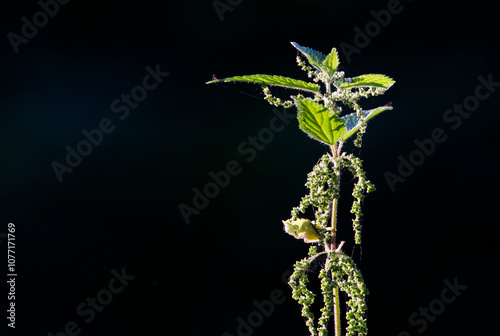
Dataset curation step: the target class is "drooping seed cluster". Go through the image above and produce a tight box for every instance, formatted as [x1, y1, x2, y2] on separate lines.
[327, 252, 369, 336]
[289, 246, 320, 336]
[284, 152, 374, 336]
[287, 152, 374, 245]
[318, 266, 334, 336]
[289, 248, 369, 336]
[339, 154, 376, 244]
[290, 154, 340, 245]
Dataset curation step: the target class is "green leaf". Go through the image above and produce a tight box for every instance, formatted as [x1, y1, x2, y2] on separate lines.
[341, 105, 393, 140]
[294, 96, 346, 145]
[206, 74, 319, 93]
[283, 218, 320, 243]
[290, 42, 326, 71]
[340, 74, 395, 89]
[322, 47, 340, 78]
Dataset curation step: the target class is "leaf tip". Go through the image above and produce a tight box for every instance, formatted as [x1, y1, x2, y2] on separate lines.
[386, 78, 396, 88]
[206, 78, 225, 84]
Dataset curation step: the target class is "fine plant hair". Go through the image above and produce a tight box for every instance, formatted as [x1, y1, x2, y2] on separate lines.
[207, 42, 395, 336]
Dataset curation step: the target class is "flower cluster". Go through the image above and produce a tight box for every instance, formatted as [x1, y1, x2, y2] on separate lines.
[329, 85, 385, 147]
[262, 85, 294, 108]
[289, 248, 369, 336]
[284, 150, 374, 335]
[289, 246, 319, 336]
[327, 252, 369, 336]
[296, 56, 314, 79]
[340, 154, 376, 244]
[318, 266, 334, 336]
[289, 154, 339, 245]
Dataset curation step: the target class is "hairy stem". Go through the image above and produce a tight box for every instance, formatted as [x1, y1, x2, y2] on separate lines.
[333, 286, 341, 336]
[330, 144, 341, 336]
[330, 144, 338, 249]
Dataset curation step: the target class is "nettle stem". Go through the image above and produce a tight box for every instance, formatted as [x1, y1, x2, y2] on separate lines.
[329, 144, 339, 250]
[330, 144, 342, 336]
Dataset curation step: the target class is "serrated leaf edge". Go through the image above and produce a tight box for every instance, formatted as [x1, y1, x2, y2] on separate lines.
[206, 74, 319, 93]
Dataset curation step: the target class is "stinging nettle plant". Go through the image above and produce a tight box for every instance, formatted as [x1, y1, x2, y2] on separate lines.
[207, 42, 395, 336]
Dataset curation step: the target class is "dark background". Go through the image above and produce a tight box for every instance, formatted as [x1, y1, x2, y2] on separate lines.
[1, 0, 498, 335]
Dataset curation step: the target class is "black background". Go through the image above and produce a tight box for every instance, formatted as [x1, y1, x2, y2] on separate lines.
[1, 0, 499, 335]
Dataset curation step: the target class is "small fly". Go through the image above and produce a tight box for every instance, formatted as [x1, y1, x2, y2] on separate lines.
[212, 74, 218, 81]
